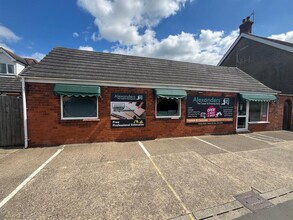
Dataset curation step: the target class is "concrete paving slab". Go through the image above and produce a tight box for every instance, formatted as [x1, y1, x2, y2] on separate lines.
[0, 149, 18, 155]
[47, 141, 146, 168]
[170, 214, 193, 220]
[142, 137, 225, 156]
[237, 146, 293, 174]
[0, 154, 9, 160]
[256, 131, 293, 141]
[0, 146, 61, 201]
[152, 152, 250, 212]
[200, 135, 273, 152]
[0, 158, 186, 220]
[269, 192, 293, 205]
[194, 200, 244, 219]
[206, 153, 293, 193]
[262, 186, 293, 200]
[236, 199, 293, 220]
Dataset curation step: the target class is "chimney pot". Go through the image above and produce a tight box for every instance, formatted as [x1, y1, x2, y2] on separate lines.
[239, 16, 253, 34]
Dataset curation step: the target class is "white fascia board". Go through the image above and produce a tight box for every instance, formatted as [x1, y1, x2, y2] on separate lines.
[218, 33, 293, 66]
[22, 76, 278, 95]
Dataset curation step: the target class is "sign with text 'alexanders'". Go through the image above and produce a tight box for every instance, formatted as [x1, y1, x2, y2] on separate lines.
[186, 96, 234, 125]
[110, 93, 146, 128]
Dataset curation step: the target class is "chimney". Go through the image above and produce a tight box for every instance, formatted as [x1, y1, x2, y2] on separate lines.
[239, 16, 253, 34]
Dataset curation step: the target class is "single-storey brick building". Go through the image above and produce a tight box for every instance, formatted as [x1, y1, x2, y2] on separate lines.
[20, 47, 280, 147]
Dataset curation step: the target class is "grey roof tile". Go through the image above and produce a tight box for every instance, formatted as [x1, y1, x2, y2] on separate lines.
[21, 47, 277, 94]
[0, 76, 21, 93]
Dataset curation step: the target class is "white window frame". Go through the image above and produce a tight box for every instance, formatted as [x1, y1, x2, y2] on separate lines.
[60, 95, 99, 120]
[248, 101, 270, 124]
[155, 97, 181, 119]
[0, 63, 15, 75]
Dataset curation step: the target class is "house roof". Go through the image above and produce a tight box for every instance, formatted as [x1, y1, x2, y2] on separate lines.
[218, 33, 293, 65]
[0, 47, 38, 66]
[21, 47, 277, 94]
[0, 76, 21, 93]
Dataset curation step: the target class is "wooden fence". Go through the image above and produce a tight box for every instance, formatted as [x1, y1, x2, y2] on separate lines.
[0, 95, 24, 147]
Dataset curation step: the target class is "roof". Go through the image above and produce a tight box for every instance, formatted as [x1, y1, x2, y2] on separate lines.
[0, 47, 38, 66]
[218, 33, 293, 65]
[0, 76, 21, 93]
[21, 47, 277, 94]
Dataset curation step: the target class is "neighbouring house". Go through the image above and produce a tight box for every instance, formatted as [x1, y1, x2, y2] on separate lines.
[20, 47, 281, 147]
[0, 47, 37, 95]
[218, 17, 293, 130]
[0, 47, 37, 147]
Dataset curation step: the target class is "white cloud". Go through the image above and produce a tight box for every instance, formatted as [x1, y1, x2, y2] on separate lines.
[77, 0, 192, 45]
[73, 32, 79, 38]
[269, 30, 293, 43]
[0, 24, 21, 42]
[112, 30, 239, 65]
[21, 52, 46, 61]
[0, 42, 14, 52]
[78, 46, 94, 51]
[30, 52, 46, 61]
[91, 32, 100, 42]
[77, 0, 239, 65]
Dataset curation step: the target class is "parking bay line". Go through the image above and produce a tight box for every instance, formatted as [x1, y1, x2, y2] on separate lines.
[138, 141, 195, 220]
[0, 145, 65, 209]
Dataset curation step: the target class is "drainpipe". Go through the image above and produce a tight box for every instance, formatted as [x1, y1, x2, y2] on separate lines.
[21, 77, 28, 148]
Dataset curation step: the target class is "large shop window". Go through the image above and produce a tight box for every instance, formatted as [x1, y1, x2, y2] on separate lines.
[239, 93, 276, 123]
[53, 84, 100, 120]
[156, 98, 181, 118]
[249, 102, 268, 122]
[154, 88, 187, 119]
[61, 96, 98, 120]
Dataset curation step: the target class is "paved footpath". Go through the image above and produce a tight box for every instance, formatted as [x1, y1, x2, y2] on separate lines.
[236, 200, 293, 220]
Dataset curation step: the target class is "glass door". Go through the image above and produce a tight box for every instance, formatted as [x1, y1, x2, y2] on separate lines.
[237, 100, 248, 131]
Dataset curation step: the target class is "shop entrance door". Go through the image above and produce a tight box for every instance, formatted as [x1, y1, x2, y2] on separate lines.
[237, 100, 248, 131]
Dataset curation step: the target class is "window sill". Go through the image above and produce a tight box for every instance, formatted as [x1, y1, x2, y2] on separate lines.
[156, 116, 181, 120]
[248, 121, 270, 124]
[61, 118, 100, 121]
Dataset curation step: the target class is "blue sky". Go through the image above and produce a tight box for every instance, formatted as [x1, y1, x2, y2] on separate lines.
[1, 0, 293, 65]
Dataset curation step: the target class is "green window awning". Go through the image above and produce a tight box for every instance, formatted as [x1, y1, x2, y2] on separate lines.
[53, 84, 101, 97]
[154, 88, 187, 99]
[239, 93, 277, 102]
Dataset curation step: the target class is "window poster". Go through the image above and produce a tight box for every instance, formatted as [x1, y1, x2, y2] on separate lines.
[186, 96, 234, 124]
[110, 93, 146, 128]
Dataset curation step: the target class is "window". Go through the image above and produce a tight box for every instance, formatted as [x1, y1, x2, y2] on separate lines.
[0, 63, 7, 73]
[7, 64, 14, 74]
[249, 102, 268, 122]
[0, 63, 14, 74]
[156, 97, 181, 118]
[61, 96, 98, 120]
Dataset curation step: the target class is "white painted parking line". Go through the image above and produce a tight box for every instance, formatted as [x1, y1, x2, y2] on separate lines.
[252, 133, 285, 142]
[239, 134, 273, 144]
[138, 141, 195, 220]
[0, 146, 65, 209]
[240, 133, 285, 144]
[193, 136, 232, 154]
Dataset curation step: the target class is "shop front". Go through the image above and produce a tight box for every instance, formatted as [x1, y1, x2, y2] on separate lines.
[236, 93, 277, 132]
[20, 47, 281, 147]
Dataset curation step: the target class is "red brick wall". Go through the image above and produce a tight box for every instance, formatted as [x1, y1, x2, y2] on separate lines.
[248, 95, 293, 132]
[26, 82, 285, 147]
[26, 83, 237, 146]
